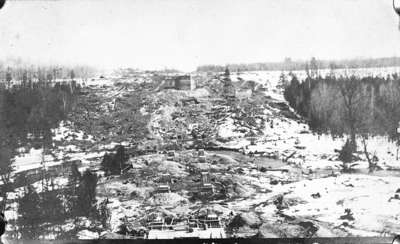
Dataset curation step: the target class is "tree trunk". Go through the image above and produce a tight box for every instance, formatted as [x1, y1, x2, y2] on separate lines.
[361, 136, 375, 172]
[350, 123, 357, 151]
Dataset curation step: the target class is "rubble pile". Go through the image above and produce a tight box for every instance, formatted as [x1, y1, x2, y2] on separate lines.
[11, 69, 400, 239]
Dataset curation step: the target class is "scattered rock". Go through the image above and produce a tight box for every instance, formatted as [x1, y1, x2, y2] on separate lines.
[156, 161, 188, 177]
[259, 167, 267, 172]
[77, 229, 100, 239]
[298, 221, 319, 236]
[241, 212, 262, 228]
[273, 195, 287, 210]
[311, 193, 321, 199]
[336, 199, 344, 206]
[233, 182, 255, 197]
[270, 179, 279, 185]
[148, 193, 188, 206]
[130, 190, 140, 198]
[272, 194, 306, 210]
[340, 209, 354, 221]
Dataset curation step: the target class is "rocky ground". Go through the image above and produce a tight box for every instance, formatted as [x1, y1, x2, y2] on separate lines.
[6, 68, 400, 239]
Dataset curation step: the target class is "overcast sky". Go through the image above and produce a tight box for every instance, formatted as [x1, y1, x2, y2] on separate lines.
[0, 0, 399, 71]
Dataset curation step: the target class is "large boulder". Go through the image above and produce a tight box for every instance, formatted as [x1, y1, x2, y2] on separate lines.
[148, 193, 188, 206]
[228, 212, 261, 230]
[157, 161, 188, 177]
[233, 182, 255, 197]
[77, 229, 100, 239]
[256, 224, 280, 238]
[240, 212, 262, 228]
[257, 221, 319, 238]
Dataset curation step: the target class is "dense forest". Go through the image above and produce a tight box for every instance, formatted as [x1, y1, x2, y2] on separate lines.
[0, 66, 93, 237]
[283, 72, 400, 165]
[284, 74, 400, 137]
[0, 74, 112, 238]
[0, 80, 79, 199]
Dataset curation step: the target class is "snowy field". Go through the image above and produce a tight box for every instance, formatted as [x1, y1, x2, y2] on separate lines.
[214, 67, 400, 237]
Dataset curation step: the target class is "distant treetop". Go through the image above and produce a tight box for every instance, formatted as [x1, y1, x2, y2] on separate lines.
[196, 57, 400, 72]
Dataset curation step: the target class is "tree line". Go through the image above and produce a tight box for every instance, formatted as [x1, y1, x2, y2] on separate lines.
[197, 57, 400, 72]
[0, 62, 96, 87]
[284, 73, 400, 170]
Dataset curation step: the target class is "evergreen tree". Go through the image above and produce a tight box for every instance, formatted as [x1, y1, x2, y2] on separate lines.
[98, 199, 111, 229]
[70, 70, 75, 81]
[41, 189, 65, 224]
[339, 139, 353, 164]
[114, 145, 128, 174]
[5, 68, 12, 87]
[62, 163, 81, 218]
[22, 71, 28, 87]
[277, 72, 288, 90]
[101, 146, 128, 175]
[17, 186, 42, 239]
[224, 66, 230, 77]
[100, 153, 114, 176]
[69, 162, 81, 184]
[309, 57, 319, 78]
[76, 170, 98, 217]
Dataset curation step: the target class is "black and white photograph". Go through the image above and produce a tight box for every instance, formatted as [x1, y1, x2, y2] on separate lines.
[1, 0, 400, 242]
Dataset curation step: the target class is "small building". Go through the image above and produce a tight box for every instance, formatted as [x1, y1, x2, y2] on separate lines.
[197, 149, 206, 163]
[148, 217, 167, 230]
[174, 75, 192, 90]
[157, 75, 195, 91]
[199, 172, 214, 194]
[198, 156, 206, 163]
[199, 213, 222, 229]
[198, 149, 205, 157]
[166, 150, 175, 161]
[156, 184, 171, 193]
[159, 173, 172, 184]
[200, 171, 209, 184]
[200, 183, 214, 194]
[181, 97, 199, 106]
[248, 137, 257, 146]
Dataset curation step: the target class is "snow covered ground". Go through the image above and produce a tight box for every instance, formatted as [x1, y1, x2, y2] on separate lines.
[8, 67, 400, 238]
[211, 68, 400, 237]
[223, 68, 400, 172]
[79, 68, 400, 237]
